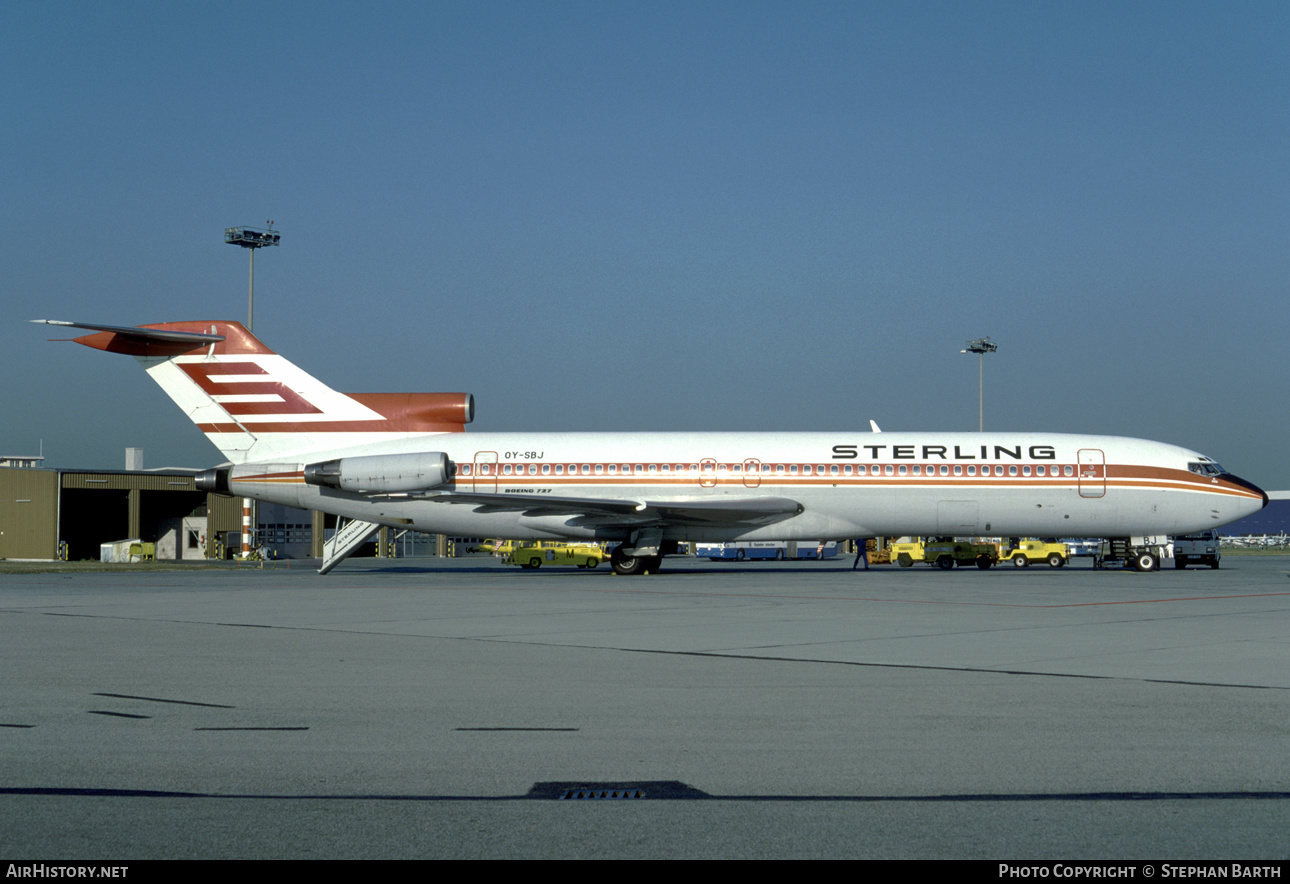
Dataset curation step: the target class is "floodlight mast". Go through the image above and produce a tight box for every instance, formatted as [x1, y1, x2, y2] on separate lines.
[223, 223, 280, 559]
[960, 337, 998, 432]
[223, 224, 280, 332]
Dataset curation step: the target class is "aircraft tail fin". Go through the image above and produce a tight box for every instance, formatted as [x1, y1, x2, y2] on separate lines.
[35, 320, 473, 463]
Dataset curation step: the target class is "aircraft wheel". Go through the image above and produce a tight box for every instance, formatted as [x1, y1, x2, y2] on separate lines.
[1048, 554, 1064, 568]
[1013, 555, 1030, 568]
[611, 546, 646, 576]
[1133, 552, 1157, 572]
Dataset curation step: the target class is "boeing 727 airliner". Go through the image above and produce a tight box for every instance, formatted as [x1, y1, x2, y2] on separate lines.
[36, 320, 1267, 575]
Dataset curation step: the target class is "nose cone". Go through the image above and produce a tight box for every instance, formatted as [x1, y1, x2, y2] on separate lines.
[1223, 472, 1269, 519]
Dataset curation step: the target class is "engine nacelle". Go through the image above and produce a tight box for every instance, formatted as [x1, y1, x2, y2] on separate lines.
[303, 451, 451, 494]
[195, 467, 232, 496]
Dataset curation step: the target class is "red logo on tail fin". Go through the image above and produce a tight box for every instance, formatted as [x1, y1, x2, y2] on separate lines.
[178, 362, 323, 417]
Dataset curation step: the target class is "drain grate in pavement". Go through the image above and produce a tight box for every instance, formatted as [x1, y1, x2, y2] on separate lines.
[527, 780, 710, 800]
[560, 788, 647, 800]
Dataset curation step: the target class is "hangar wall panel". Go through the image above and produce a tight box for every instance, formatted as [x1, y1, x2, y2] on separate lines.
[0, 469, 59, 559]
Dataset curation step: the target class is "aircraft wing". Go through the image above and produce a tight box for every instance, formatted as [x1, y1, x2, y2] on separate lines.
[412, 490, 804, 526]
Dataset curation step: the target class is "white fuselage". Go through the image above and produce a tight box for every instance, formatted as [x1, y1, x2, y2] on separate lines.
[226, 431, 1266, 543]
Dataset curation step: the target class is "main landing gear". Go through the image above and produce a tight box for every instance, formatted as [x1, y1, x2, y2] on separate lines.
[610, 545, 663, 576]
[610, 528, 671, 575]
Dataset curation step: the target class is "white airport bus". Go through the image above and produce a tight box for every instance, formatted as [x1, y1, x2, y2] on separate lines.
[695, 541, 840, 561]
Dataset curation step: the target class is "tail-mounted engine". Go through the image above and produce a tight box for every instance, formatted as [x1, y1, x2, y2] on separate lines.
[302, 451, 451, 494]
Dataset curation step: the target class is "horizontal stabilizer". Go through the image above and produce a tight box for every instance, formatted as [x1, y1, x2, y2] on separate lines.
[33, 319, 225, 349]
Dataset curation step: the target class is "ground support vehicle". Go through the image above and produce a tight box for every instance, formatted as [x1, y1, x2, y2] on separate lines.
[1062, 539, 1100, 557]
[696, 541, 786, 561]
[1001, 539, 1070, 568]
[923, 539, 1000, 570]
[1093, 537, 1168, 572]
[1172, 530, 1220, 569]
[891, 539, 926, 567]
[863, 538, 894, 565]
[503, 541, 607, 569]
[696, 541, 838, 561]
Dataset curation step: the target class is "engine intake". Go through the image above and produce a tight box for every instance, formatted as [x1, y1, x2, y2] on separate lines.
[303, 451, 451, 494]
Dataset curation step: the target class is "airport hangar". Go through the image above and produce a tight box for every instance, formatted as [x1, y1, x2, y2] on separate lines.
[0, 461, 429, 563]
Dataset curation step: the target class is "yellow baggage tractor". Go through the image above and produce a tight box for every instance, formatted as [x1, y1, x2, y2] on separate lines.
[503, 541, 608, 570]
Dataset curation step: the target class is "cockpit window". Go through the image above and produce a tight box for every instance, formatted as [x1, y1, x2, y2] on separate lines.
[1188, 461, 1224, 477]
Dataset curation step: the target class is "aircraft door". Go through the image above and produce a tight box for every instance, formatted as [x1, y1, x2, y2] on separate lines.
[1078, 449, 1106, 498]
[699, 459, 717, 488]
[473, 451, 498, 493]
[743, 459, 761, 488]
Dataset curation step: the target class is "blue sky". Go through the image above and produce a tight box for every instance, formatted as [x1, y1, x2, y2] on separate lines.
[4, 1, 1288, 487]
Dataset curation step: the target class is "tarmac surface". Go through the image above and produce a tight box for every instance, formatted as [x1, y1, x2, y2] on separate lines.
[2, 554, 1288, 859]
